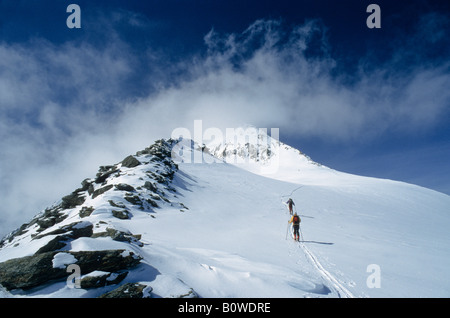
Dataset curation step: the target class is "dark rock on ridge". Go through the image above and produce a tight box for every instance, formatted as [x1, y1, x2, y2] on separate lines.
[99, 282, 151, 298]
[0, 249, 141, 291]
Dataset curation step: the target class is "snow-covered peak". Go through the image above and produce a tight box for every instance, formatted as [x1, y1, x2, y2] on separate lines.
[203, 126, 280, 164]
[185, 126, 354, 186]
[170, 125, 316, 174]
[1, 136, 449, 298]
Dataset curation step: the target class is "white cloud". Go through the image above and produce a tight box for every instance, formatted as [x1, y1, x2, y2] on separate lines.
[0, 15, 449, 236]
[0, 37, 138, 235]
[119, 17, 449, 140]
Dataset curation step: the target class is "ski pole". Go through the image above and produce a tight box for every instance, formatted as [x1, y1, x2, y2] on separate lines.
[299, 223, 304, 242]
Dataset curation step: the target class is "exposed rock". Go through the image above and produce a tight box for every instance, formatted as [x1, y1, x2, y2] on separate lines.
[70, 250, 142, 274]
[95, 165, 119, 184]
[36, 218, 57, 231]
[0, 249, 142, 291]
[112, 209, 130, 220]
[81, 178, 95, 195]
[115, 183, 136, 192]
[179, 203, 189, 210]
[34, 221, 94, 254]
[0, 251, 65, 290]
[34, 221, 93, 240]
[80, 271, 128, 289]
[124, 195, 142, 207]
[79, 206, 95, 218]
[146, 198, 159, 208]
[0, 139, 181, 294]
[61, 191, 86, 209]
[92, 184, 113, 199]
[91, 228, 142, 246]
[143, 181, 158, 192]
[107, 228, 132, 242]
[121, 155, 141, 168]
[108, 200, 126, 209]
[182, 289, 197, 298]
[35, 207, 68, 233]
[35, 236, 69, 254]
[99, 282, 152, 298]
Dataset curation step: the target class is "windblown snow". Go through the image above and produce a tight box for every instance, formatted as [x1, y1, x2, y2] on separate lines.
[0, 131, 449, 298]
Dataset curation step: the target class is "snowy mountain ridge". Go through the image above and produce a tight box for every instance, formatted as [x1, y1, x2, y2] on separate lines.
[0, 138, 193, 297]
[0, 134, 449, 298]
[173, 126, 331, 183]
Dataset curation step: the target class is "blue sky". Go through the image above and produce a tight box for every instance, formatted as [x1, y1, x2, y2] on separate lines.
[0, 0, 449, 236]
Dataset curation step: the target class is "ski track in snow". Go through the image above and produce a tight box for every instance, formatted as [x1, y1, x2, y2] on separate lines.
[283, 188, 354, 298]
[298, 242, 354, 298]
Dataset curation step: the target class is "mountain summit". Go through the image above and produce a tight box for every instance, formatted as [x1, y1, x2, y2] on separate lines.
[0, 136, 449, 298]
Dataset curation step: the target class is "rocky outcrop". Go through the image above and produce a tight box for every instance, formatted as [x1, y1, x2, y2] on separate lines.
[79, 206, 95, 218]
[0, 251, 64, 290]
[61, 191, 86, 209]
[0, 138, 187, 296]
[0, 249, 141, 291]
[80, 271, 128, 289]
[115, 183, 136, 192]
[111, 209, 131, 219]
[94, 165, 119, 184]
[34, 221, 94, 254]
[92, 184, 114, 199]
[99, 282, 152, 298]
[35, 206, 69, 233]
[121, 155, 141, 168]
[91, 227, 142, 246]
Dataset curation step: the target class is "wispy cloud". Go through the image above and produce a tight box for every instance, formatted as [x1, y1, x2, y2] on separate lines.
[120, 17, 450, 140]
[0, 12, 449, 236]
[0, 38, 134, 234]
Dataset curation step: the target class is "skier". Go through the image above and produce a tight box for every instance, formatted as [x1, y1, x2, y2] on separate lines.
[288, 212, 301, 241]
[286, 198, 295, 215]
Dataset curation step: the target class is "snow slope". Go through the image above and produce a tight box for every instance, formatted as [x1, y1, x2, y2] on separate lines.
[158, 140, 450, 298]
[0, 135, 449, 298]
